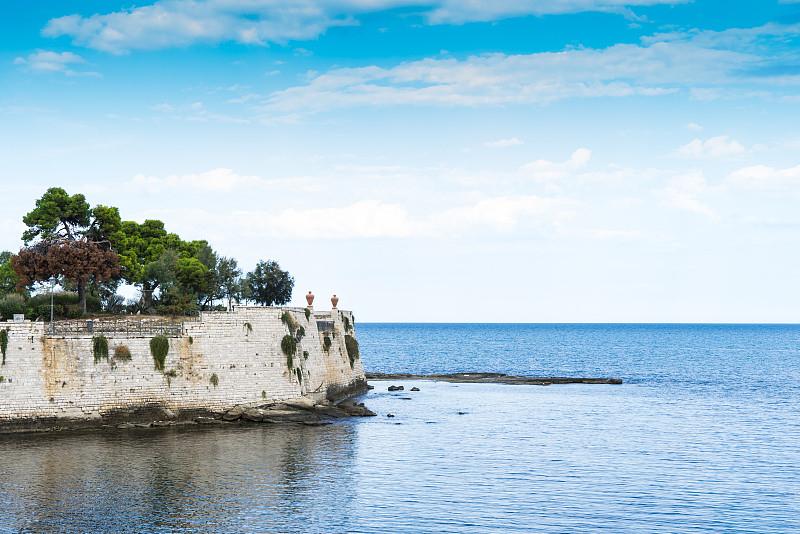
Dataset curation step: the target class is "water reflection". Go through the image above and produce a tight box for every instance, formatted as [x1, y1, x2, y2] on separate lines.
[0, 424, 358, 534]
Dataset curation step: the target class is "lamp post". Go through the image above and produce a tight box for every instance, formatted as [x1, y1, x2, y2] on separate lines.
[50, 276, 55, 333]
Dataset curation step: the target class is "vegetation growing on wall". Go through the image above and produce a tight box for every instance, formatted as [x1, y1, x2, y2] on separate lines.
[150, 335, 169, 370]
[281, 334, 296, 368]
[0, 328, 7, 365]
[244, 322, 253, 333]
[296, 325, 305, 340]
[296, 368, 302, 383]
[323, 334, 332, 352]
[210, 373, 219, 387]
[304, 308, 311, 321]
[114, 345, 132, 361]
[280, 311, 298, 333]
[93, 335, 109, 363]
[343, 316, 352, 333]
[303, 350, 309, 360]
[345, 335, 360, 368]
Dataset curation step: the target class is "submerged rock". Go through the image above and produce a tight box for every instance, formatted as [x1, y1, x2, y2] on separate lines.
[223, 405, 247, 421]
[195, 417, 221, 425]
[242, 409, 264, 422]
[410, 387, 420, 392]
[388, 385, 404, 391]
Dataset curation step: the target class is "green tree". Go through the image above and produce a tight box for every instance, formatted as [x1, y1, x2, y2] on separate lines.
[18, 188, 121, 312]
[246, 260, 294, 306]
[22, 187, 91, 244]
[0, 252, 19, 295]
[216, 256, 242, 310]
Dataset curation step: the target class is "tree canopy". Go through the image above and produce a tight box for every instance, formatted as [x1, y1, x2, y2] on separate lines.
[8, 187, 296, 317]
[246, 260, 294, 306]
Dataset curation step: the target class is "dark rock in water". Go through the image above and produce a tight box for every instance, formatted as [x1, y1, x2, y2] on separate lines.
[242, 409, 264, 422]
[458, 412, 466, 415]
[401, 397, 412, 400]
[313, 405, 350, 418]
[340, 403, 377, 417]
[387, 414, 395, 418]
[388, 385, 404, 391]
[195, 417, 221, 424]
[223, 405, 246, 421]
[410, 387, 420, 391]
[366, 372, 623, 385]
[367, 385, 375, 390]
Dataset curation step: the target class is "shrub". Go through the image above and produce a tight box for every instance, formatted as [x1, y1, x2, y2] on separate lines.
[188, 336, 193, 344]
[114, 345, 132, 361]
[0, 329, 7, 365]
[281, 334, 296, 368]
[342, 316, 352, 333]
[150, 335, 169, 371]
[280, 312, 298, 333]
[210, 373, 219, 387]
[65, 305, 83, 319]
[86, 295, 102, 313]
[345, 335, 360, 369]
[93, 335, 109, 363]
[303, 350, 309, 360]
[262, 390, 266, 399]
[167, 369, 178, 377]
[0, 294, 25, 321]
[244, 322, 253, 333]
[323, 335, 332, 352]
[296, 368, 302, 383]
[304, 308, 311, 321]
[296, 325, 305, 340]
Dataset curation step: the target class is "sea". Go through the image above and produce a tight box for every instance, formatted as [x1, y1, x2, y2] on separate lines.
[1, 323, 799, 533]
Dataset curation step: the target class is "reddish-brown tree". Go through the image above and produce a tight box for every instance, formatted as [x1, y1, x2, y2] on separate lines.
[12, 240, 120, 313]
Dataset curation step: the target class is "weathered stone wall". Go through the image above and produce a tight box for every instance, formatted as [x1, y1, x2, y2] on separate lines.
[0, 307, 365, 425]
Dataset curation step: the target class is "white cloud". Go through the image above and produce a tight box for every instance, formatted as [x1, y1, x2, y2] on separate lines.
[256, 40, 753, 118]
[727, 163, 800, 190]
[13, 49, 100, 76]
[128, 168, 264, 193]
[654, 170, 718, 219]
[686, 122, 703, 131]
[522, 149, 592, 181]
[42, 0, 688, 53]
[434, 195, 565, 234]
[234, 200, 419, 239]
[484, 137, 523, 148]
[671, 136, 745, 159]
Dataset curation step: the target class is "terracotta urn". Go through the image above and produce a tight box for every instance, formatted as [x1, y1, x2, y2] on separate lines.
[331, 294, 339, 309]
[306, 291, 314, 308]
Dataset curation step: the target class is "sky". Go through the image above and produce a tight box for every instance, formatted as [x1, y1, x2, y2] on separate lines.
[2, 0, 800, 322]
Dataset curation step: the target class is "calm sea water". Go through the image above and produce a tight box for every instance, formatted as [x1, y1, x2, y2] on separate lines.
[1, 323, 799, 533]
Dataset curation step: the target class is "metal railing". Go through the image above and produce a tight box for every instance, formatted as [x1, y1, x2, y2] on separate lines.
[47, 312, 200, 338]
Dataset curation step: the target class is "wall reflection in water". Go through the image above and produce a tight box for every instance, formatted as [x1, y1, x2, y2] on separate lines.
[0, 424, 358, 533]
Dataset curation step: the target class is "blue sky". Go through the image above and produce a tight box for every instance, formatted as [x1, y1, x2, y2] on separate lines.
[2, 0, 800, 322]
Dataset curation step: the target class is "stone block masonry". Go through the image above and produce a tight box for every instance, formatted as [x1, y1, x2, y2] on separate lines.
[0, 306, 366, 430]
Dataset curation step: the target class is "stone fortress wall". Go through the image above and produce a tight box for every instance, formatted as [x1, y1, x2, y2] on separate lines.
[0, 306, 366, 427]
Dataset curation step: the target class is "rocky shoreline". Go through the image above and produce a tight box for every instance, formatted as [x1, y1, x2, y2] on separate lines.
[0, 398, 376, 434]
[107, 398, 377, 430]
[366, 372, 623, 385]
